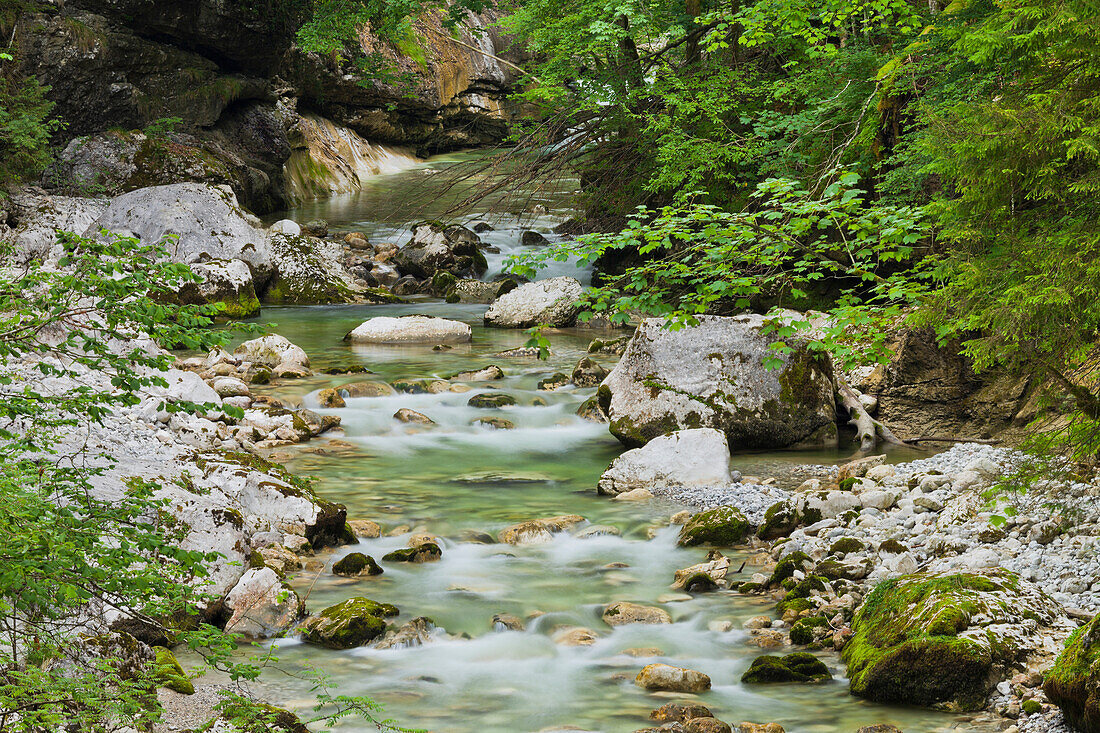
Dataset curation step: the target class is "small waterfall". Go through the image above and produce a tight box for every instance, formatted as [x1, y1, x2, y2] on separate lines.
[284, 113, 421, 205]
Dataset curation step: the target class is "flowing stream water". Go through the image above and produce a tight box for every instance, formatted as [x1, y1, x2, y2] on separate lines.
[232, 151, 977, 733]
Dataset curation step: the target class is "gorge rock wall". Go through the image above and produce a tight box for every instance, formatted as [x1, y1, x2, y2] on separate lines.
[16, 0, 520, 212]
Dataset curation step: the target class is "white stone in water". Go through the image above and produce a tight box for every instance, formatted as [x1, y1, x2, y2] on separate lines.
[597, 428, 732, 496]
[346, 316, 472, 344]
[270, 219, 301, 236]
[483, 276, 584, 328]
[224, 567, 303, 638]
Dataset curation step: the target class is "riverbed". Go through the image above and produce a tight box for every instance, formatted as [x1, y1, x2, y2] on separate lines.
[236, 152, 977, 733]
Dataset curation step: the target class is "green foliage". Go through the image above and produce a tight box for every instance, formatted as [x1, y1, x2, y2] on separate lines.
[511, 174, 929, 371]
[0, 231, 393, 729]
[0, 68, 57, 189]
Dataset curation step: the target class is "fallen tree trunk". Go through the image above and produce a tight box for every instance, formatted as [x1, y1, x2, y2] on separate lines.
[835, 374, 915, 452]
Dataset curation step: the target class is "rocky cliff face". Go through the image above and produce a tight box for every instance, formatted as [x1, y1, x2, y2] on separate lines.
[16, 0, 520, 212]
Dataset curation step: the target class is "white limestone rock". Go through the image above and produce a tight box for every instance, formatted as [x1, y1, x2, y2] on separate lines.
[597, 428, 732, 496]
[346, 315, 472, 344]
[483, 276, 584, 328]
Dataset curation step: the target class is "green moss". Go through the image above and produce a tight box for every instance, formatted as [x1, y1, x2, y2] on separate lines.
[382, 543, 442, 563]
[1043, 613, 1099, 732]
[842, 570, 1019, 711]
[741, 652, 831, 684]
[152, 646, 194, 694]
[682, 572, 719, 593]
[299, 597, 397, 650]
[1022, 699, 1043, 715]
[467, 393, 517, 409]
[757, 501, 801, 540]
[332, 552, 383, 576]
[829, 537, 865, 555]
[777, 597, 814, 616]
[838, 477, 858, 491]
[767, 551, 812, 587]
[790, 615, 829, 645]
[677, 506, 751, 547]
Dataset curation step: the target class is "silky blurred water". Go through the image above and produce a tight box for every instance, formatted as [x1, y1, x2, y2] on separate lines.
[220, 154, 978, 733]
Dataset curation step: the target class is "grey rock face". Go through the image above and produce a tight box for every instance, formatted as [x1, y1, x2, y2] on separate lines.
[600, 314, 838, 449]
[483, 277, 585, 328]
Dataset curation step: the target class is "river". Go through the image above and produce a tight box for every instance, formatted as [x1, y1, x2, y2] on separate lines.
[234, 150, 975, 733]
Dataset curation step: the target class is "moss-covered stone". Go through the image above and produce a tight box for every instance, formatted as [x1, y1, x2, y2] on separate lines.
[677, 506, 751, 547]
[1022, 699, 1043, 715]
[843, 569, 1056, 711]
[298, 597, 398, 649]
[681, 572, 719, 593]
[790, 615, 829, 645]
[878, 539, 908, 554]
[1043, 613, 1100, 732]
[767, 551, 812, 587]
[741, 652, 831, 683]
[757, 501, 802, 540]
[776, 596, 814, 617]
[332, 552, 383, 577]
[467, 393, 518, 409]
[829, 537, 866, 555]
[382, 542, 442, 563]
[152, 646, 194, 694]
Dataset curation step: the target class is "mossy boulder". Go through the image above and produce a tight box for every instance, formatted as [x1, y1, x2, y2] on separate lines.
[332, 552, 383, 576]
[1044, 613, 1100, 732]
[790, 615, 829, 645]
[152, 646, 194, 694]
[298, 597, 399, 649]
[599, 314, 837, 449]
[677, 506, 751, 547]
[467, 393, 518, 409]
[829, 537, 866, 555]
[767, 551, 812, 587]
[757, 501, 802, 540]
[741, 652, 831, 683]
[844, 569, 1070, 711]
[382, 543, 442, 563]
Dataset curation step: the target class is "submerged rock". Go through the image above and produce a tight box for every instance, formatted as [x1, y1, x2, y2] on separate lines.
[450, 365, 504, 381]
[483, 276, 585, 328]
[741, 652, 831, 683]
[844, 569, 1072, 711]
[1044, 613, 1100, 732]
[677, 506, 751, 547]
[299, 597, 398, 650]
[603, 602, 672, 627]
[553, 627, 599, 646]
[650, 702, 713, 723]
[598, 314, 837, 449]
[346, 316, 472, 344]
[491, 613, 525, 631]
[634, 664, 711, 693]
[498, 515, 586, 544]
[468, 393, 517, 409]
[597, 428, 731, 497]
[394, 408, 435, 425]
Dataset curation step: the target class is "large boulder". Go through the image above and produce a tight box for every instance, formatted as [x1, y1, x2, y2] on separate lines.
[598, 314, 837, 448]
[223, 567, 304, 638]
[741, 652, 830, 683]
[346, 316, 472, 344]
[2, 192, 108, 263]
[177, 258, 260, 319]
[597, 428, 732, 496]
[1044, 613, 1100, 733]
[483, 276, 584, 328]
[844, 569, 1073, 711]
[84, 183, 356, 304]
[393, 222, 486, 279]
[298, 597, 398, 649]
